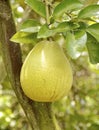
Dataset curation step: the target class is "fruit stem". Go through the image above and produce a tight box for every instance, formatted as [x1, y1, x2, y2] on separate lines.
[45, 0, 50, 25]
[45, 0, 53, 42]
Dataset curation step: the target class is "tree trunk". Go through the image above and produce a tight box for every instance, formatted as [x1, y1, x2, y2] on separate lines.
[0, 0, 61, 130]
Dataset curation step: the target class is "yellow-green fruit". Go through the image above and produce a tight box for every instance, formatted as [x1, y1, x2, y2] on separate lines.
[20, 41, 73, 102]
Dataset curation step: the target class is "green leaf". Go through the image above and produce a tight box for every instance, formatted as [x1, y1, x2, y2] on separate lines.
[37, 22, 79, 38]
[87, 23, 99, 42]
[65, 31, 87, 59]
[75, 30, 87, 51]
[54, 22, 79, 33]
[54, 22, 70, 32]
[65, 32, 77, 59]
[86, 33, 99, 64]
[78, 5, 99, 18]
[79, 0, 98, 6]
[53, 0, 83, 18]
[37, 24, 55, 38]
[10, 32, 37, 44]
[25, 0, 46, 18]
[20, 19, 41, 33]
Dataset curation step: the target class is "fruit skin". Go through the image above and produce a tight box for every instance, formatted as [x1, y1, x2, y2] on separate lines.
[20, 41, 73, 102]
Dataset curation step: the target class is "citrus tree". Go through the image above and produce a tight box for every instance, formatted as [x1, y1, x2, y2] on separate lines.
[0, 0, 99, 130]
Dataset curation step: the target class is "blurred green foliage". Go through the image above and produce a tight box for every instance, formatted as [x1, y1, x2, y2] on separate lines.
[0, 0, 99, 130]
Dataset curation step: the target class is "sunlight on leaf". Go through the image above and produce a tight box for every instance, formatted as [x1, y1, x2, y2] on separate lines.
[78, 5, 99, 18]
[20, 19, 41, 33]
[10, 32, 37, 44]
[65, 31, 87, 59]
[25, 0, 46, 17]
[53, 0, 83, 18]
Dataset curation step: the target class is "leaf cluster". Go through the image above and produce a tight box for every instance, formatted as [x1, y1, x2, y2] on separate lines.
[11, 0, 99, 63]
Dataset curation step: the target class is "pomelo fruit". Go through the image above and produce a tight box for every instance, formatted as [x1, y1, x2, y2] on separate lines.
[20, 40, 73, 102]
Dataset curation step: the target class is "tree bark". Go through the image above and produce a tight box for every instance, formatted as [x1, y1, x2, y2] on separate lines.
[0, 0, 60, 130]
